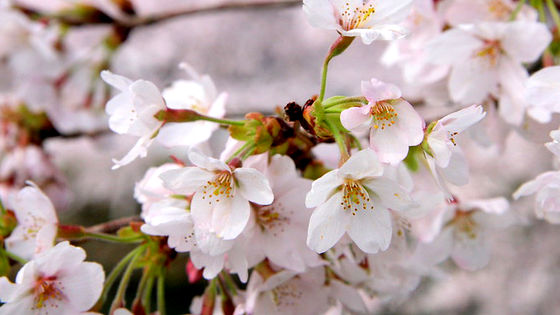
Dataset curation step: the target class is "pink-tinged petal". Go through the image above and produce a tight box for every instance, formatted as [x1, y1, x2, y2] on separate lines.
[329, 280, 368, 313]
[0, 295, 37, 315]
[412, 227, 454, 266]
[112, 136, 155, 170]
[305, 170, 342, 208]
[227, 247, 249, 283]
[60, 262, 104, 311]
[157, 122, 215, 148]
[187, 148, 229, 171]
[0, 277, 17, 302]
[213, 194, 251, 240]
[393, 100, 424, 145]
[302, 0, 338, 30]
[100, 70, 132, 91]
[501, 21, 552, 63]
[159, 167, 213, 195]
[361, 177, 415, 211]
[367, 0, 412, 24]
[361, 78, 401, 102]
[35, 242, 85, 276]
[307, 192, 348, 253]
[451, 231, 489, 271]
[338, 149, 384, 179]
[448, 57, 498, 104]
[347, 201, 392, 253]
[498, 58, 529, 126]
[194, 227, 233, 256]
[440, 149, 469, 186]
[340, 106, 372, 131]
[369, 120, 409, 165]
[513, 171, 560, 199]
[463, 198, 509, 215]
[13, 184, 57, 223]
[440, 105, 486, 134]
[34, 223, 57, 256]
[426, 29, 483, 65]
[234, 168, 274, 205]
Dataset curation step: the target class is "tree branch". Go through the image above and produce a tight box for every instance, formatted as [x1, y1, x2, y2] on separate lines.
[85, 216, 141, 233]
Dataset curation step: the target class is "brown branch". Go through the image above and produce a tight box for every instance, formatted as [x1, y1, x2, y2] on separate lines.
[84, 216, 141, 233]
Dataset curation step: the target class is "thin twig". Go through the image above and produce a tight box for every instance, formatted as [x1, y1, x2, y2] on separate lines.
[84, 216, 141, 233]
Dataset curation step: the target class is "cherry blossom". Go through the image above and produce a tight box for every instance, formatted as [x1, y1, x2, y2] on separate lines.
[100, 71, 166, 169]
[0, 241, 104, 315]
[4, 182, 58, 260]
[134, 163, 181, 218]
[157, 63, 227, 147]
[424, 105, 486, 197]
[426, 21, 551, 125]
[340, 78, 424, 164]
[525, 66, 560, 123]
[443, 0, 537, 25]
[159, 148, 273, 240]
[303, 0, 413, 44]
[306, 149, 415, 254]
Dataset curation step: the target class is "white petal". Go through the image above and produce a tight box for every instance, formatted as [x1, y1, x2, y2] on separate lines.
[305, 170, 342, 208]
[368, 120, 409, 165]
[426, 29, 482, 65]
[0, 277, 17, 302]
[307, 192, 348, 253]
[347, 203, 392, 253]
[213, 194, 251, 240]
[234, 168, 274, 205]
[448, 57, 497, 104]
[338, 149, 384, 179]
[159, 167, 213, 195]
[440, 149, 469, 186]
[361, 78, 402, 102]
[340, 106, 372, 131]
[100, 70, 132, 91]
[451, 231, 489, 270]
[60, 262, 105, 311]
[188, 147, 229, 171]
[501, 21, 552, 62]
[362, 177, 415, 211]
[440, 105, 486, 134]
[112, 136, 155, 170]
[157, 122, 215, 148]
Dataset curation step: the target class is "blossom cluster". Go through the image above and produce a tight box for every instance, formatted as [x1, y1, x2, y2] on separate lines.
[1, 0, 560, 314]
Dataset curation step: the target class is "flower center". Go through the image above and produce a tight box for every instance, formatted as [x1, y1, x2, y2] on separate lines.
[271, 280, 303, 308]
[339, 1, 376, 30]
[488, 0, 511, 20]
[33, 276, 63, 310]
[452, 210, 478, 239]
[370, 102, 398, 130]
[254, 203, 290, 235]
[341, 180, 373, 215]
[201, 171, 233, 205]
[475, 40, 501, 67]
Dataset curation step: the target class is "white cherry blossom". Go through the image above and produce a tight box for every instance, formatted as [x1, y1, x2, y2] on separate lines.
[160, 148, 273, 240]
[306, 149, 415, 254]
[443, 0, 537, 26]
[4, 182, 58, 260]
[100, 70, 166, 169]
[340, 78, 424, 164]
[513, 170, 560, 224]
[424, 105, 486, 197]
[426, 21, 551, 125]
[157, 63, 227, 147]
[0, 241, 104, 315]
[303, 0, 413, 44]
[134, 163, 181, 218]
[525, 66, 560, 123]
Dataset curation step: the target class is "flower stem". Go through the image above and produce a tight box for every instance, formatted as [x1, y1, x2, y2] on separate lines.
[546, 0, 560, 31]
[0, 247, 27, 265]
[510, 0, 527, 20]
[318, 36, 355, 103]
[226, 141, 254, 163]
[84, 232, 143, 243]
[142, 270, 156, 312]
[157, 270, 167, 315]
[109, 245, 146, 313]
[133, 265, 153, 311]
[325, 119, 349, 164]
[197, 115, 245, 126]
[323, 96, 367, 108]
[220, 271, 238, 296]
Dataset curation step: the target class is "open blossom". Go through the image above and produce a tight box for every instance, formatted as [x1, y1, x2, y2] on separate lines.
[0, 241, 104, 315]
[426, 21, 551, 125]
[412, 197, 510, 270]
[340, 78, 424, 164]
[443, 0, 537, 26]
[424, 105, 486, 197]
[4, 182, 58, 260]
[244, 155, 323, 272]
[100, 70, 166, 169]
[134, 163, 181, 218]
[303, 0, 413, 44]
[306, 149, 415, 254]
[157, 63, 227, 147]
[160, 148, 273, 240]
[524, 66, 560, 123]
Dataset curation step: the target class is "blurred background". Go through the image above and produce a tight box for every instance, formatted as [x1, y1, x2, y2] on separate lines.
[1, 0, 560, 314]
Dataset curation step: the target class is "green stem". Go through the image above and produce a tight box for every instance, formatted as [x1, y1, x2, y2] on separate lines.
[221, 272, 238, 296]
[109, 245, 146, 313]
[546, 0, 560, 30]
[324, 102, 366, 113]
[537, 0, 547, 22]
[157, 271, 167, 315]
[143, 271, 156, 313]
[325, 119, 349, 164]
[349, 134, 363, 150]
[0, 247, 27, 265]
[198, 115, 245, 126]
[133, 265, 153, 309]
[241, 143, 256, 160]
[510, 0, 527, 20]
[0, 199, 5, 214]
[84, 232, 143, 243]
[226, 141, 253, 163]
[323, 96, 367, 107]
[318, 57, 330, 103]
